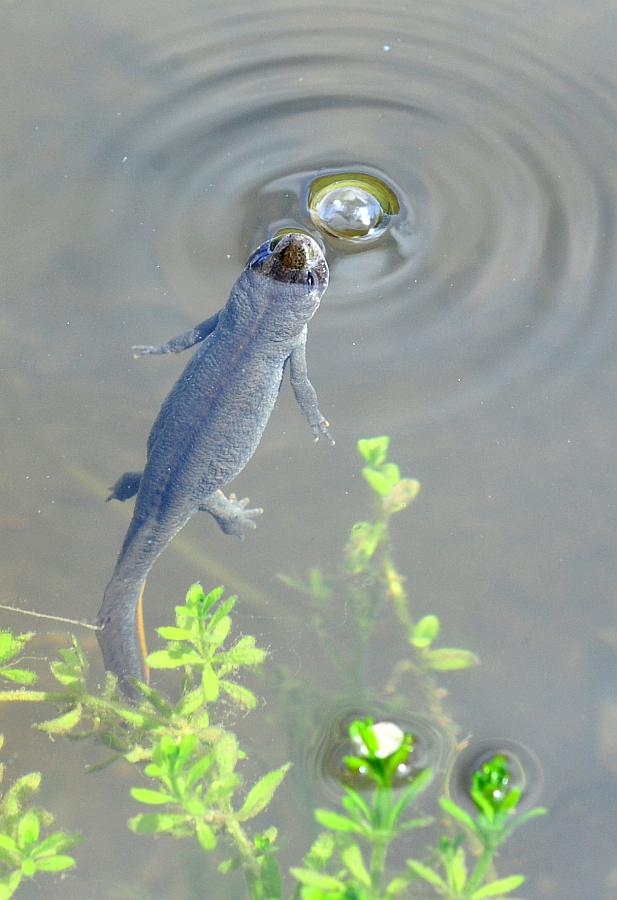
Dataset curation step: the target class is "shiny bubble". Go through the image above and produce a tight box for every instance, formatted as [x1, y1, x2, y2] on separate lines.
[308, 172, 400, 243]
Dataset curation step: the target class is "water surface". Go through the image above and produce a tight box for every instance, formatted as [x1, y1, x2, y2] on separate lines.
[1, 0, 616, 896]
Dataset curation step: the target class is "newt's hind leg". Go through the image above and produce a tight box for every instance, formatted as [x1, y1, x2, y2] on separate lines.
[106, 471, 142, 502]
[199, 490, 263, 540]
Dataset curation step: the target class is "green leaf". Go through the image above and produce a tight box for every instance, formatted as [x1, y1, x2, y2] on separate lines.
[130, 682, 174, 715]
[186, 754, 214, 788]
[2, 773, 41, 817]
[202, 663, 220, 701]
[383, 478, 421, 514]
[130, 788, 174, 805]
[439, 796, 477, 831]
[128, 813, 188, 834]
[185, 583, 207, 607]
[344, 521, 387, 574]
[0, 870, 22, 898]
[177, 734, 198, 767]
[341, 787, 371, 823]
[219, 680, 257, 710]
[424, 647, 480, 670]
[213, 733, 239, 776]
[448, 845, 467, 893]
[177, 687, 207, 718]
[146, 648, 202, 669]
[410, 615, 440, 648]
[290, 868, 346, 890]
[0, 835, 19, 861]
[314, 809, 364, 833]
[36, 705, 82, 735]
[156, 627, 195, 641]
[0, 632, 32, 664]
[49, 660, 80, 687]
[259, 851, 282, 899]
[386, 876, 411, 896]
[34, 855, 76, 873]
[501, 806, 547, 840]
[471, 875, 525, 898]
[195, 820, 217, 851]
[222, 637, 267, 668]
[237, 764, 291, 821]
[407, 860, 447, 890]
[357, 436, 390, 465]
[389, 768, 433, 826]
[30, 831, 81, 859]
[341, 844, 370, 887]
[209, 615, 232, 646]
[362, 463, 401, 497]
[208, 596, 237, 630]
[17, 811, 40, 848]
[20, 859, 35, 878]
[0, 668, 37, 685]
[305, 832, 335, 867]
[398, 816, 433, 831]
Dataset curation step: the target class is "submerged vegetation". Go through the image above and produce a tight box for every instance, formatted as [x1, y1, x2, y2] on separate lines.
[0, 438, 545, 898]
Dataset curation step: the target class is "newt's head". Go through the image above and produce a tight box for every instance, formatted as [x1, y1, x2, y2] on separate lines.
[246, 232, 329, 326]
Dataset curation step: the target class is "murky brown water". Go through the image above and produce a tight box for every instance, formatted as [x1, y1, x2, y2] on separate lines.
[2, 0, 616, 896]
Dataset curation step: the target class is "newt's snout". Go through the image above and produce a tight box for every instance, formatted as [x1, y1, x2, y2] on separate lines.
[279, 242, 308, 271]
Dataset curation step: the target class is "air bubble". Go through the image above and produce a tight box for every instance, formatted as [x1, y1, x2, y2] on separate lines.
[308, 172, 400, 243]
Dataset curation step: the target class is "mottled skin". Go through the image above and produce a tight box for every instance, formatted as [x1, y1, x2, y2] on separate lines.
[97, 233, 331, 697]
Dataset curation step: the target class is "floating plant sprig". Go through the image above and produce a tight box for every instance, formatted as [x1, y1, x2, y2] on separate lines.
[0, 585, 286, 899]
[279, 436, 479, 750]
[0, 734, 81, 899]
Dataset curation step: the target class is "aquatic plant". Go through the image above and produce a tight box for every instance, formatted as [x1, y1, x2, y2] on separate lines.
[292, 717, 545, 899]
[0, 734, 81, 899]
[0, 437, 546, 898]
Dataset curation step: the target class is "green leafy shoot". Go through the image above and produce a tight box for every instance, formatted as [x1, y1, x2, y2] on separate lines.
[296, 719, 433, 897]
[0, 734, 81, 899]
[129, 732, 289, 899]
[409, 754, 547, 898]
[148, 583, 267, 709]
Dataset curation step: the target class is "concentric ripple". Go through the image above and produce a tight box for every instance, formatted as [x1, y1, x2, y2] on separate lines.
[91, 0, 617, 418]
[309, 702, 445, 799]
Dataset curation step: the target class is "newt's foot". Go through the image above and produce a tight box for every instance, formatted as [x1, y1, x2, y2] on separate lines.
[312, 417, 335, 446]
[132, 345, 164, 358]
[200, 490, 263, 540]
[106, 471, 142, 502]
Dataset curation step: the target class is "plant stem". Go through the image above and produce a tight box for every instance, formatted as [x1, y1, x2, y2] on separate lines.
[465, 844, 495, 894]
[369, 836, 388, 894]
[0, 690, 66, 703]
[225, 816, 262, 898]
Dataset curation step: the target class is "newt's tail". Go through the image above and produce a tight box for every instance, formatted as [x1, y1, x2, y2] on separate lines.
[96, 575, 149, 700]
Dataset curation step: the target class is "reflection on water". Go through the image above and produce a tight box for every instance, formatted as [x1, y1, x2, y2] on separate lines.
[1, 0, 617, 897]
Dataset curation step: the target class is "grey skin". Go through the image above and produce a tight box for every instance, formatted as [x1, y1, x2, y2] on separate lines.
[97, 232, 332, 697]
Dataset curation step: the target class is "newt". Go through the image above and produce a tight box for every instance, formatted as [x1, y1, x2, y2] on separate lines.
[97, 232, 332, 697]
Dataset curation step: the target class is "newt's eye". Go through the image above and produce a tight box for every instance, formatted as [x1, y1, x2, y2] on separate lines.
[307, 272, 315, 288]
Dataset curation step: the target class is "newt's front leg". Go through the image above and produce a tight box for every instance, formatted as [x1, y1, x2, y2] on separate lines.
[289, 345, 334, 444]
[133, 311, 220, 357]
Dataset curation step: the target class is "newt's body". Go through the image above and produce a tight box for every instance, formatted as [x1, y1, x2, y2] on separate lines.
[97, 233, 331, 696]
